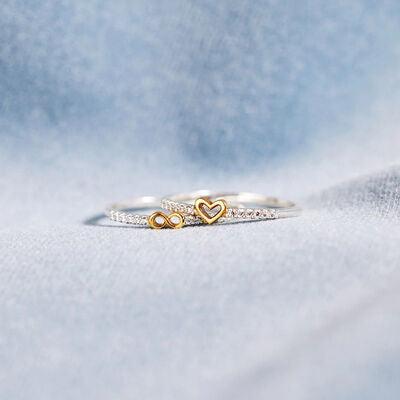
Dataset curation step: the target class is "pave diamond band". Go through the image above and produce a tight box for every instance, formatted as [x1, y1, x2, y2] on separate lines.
[105, 192, 300, 229]
[105, 196, 205, 228]
[106, 197, 235, 227]
[161, 191, 300, 222]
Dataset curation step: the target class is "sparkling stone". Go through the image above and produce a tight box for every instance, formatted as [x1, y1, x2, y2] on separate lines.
[262, 209, 270, 218]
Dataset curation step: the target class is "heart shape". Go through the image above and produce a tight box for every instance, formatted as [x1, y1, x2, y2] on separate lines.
[194, 197, 227, 224]
[148, 212, 184, 229]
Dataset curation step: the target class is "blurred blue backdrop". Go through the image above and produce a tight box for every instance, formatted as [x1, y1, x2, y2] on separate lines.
[1, 0, 399, 170]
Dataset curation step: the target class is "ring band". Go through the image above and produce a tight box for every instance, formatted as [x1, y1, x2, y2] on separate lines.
[161, 190, 300, 224]
[105, 192, 300, 229]
[105, 196, 205, 229]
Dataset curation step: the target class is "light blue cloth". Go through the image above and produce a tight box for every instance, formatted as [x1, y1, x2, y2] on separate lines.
[1, 1, 400, 399]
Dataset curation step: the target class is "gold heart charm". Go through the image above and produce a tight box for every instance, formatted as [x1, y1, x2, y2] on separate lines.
[148, 212, 184, 229]
[194, 197, 227, 224]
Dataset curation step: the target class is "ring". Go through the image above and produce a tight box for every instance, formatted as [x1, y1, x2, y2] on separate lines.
[161, 190, 300, 225]
[105, 192, 300, 229]
[105, 196, 204, 229]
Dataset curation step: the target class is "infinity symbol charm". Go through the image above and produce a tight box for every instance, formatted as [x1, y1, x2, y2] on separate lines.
[148, 211, 184, 229]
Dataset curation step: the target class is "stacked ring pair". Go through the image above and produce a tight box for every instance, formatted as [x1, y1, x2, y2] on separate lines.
[106, 191, 300, 229]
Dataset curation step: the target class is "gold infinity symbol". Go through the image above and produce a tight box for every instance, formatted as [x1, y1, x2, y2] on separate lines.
[148, 211, 184, 229]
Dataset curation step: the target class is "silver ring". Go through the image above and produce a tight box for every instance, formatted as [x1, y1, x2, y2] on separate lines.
[161, 190, 300, 224]
[105, 192, 300, 229]
[105, 196, 204, 229]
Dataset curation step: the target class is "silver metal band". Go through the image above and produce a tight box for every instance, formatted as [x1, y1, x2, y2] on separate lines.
[105, 192, 300, 228]
[161, 190, 300, 221]
[106, 196, 158, 226]
[105, 196, 204, 227]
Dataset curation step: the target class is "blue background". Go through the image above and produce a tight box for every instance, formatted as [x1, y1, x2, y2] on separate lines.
[1, 0, 399, 171]
[1, 3, 400, 400]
